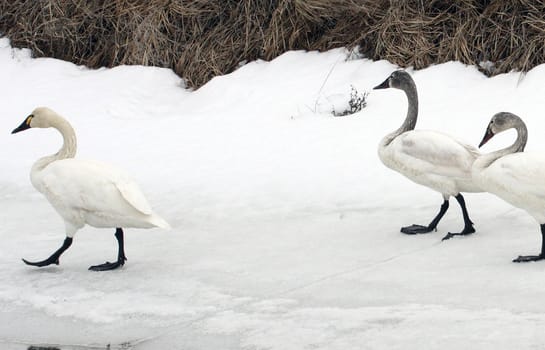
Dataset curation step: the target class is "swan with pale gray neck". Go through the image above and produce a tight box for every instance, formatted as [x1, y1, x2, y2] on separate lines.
[472, 112, 545, 262]
[374, 71, 482, 240]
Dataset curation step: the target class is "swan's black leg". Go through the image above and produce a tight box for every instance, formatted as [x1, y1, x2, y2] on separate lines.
[22, 237, 73, 267]
[401, 199, 449, 235]
[89, 228, 127, 271]
[513, 224, 545, 263]
[442, 194, 476, 240]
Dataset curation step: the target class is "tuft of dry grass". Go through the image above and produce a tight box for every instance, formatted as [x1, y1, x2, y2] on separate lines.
[1, 1, 545, 88]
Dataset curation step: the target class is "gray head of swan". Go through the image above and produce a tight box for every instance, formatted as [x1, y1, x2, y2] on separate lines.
[373, 70, 414, 90]
[479, 112, 527, 151]
[12, 107, 60, 134]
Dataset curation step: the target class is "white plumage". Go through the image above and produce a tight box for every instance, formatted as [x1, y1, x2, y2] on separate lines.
[472, 112, 545, 262]
[12, 107, 169, 271]
[379, 130, 481, 196]
[374, 71, 481, 239]
[475, 154, 545, 220]
[32, 158, 169, 235]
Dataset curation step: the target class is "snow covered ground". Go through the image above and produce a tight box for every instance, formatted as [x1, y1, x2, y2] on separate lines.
[2, 37, 545, 349]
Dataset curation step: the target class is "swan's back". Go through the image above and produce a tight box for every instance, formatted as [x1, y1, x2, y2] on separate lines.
[33, 158, 169, 230]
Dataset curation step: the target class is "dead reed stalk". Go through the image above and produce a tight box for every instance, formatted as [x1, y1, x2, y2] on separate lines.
[1, 0, 544, 88]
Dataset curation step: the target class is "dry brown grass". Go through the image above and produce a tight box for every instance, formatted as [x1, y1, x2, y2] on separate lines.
[1, 1, 545, 88]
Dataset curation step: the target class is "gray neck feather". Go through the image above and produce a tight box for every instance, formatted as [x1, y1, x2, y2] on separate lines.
[384, 78, 418, 145]
[480, 121, 527, 168]
[496, 121, 527, 157]
[513, 122, 528, 153]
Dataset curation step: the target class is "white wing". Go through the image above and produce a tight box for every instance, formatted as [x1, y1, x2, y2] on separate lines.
[40, 159, 153, 216]
[391, 130, 480, 179]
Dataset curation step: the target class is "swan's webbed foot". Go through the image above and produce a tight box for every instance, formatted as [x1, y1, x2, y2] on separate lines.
[400, 224, 436, 235]
[401, 200, 449, 236]
[513, 254, 545, 263]
[514, 225, 545, 262]
[89, 228, 127, 271]
[22, 256, 59, 267]
[22, 237, 73, 268]
[441, 226, 476, 241]
[88, 257, 126, 271]
[441, 194, 476, 241]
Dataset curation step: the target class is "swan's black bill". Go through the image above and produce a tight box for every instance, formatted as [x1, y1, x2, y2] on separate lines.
[478, 128, 494, 148]
[12, 116, 32, 134]
[373, 78, 390, 90]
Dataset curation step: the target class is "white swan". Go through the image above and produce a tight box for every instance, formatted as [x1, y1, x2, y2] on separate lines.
[473, 112, 545, 262]
[374, 71, 481, 240]
[12, 107, 170, 271]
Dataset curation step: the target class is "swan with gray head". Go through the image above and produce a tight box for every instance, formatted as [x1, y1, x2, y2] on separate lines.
[473, 112, 545, 262]
[12, 107, 170, 271]
[374, 71, 482, 240]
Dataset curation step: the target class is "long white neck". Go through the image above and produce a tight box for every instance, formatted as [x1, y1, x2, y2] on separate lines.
[476, 122, 527, 169]
[382, 79, 418, 147]
[32, 116, 77, 172]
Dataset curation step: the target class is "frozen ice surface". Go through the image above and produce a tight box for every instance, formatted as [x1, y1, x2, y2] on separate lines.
[1, 37, 545, 349]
